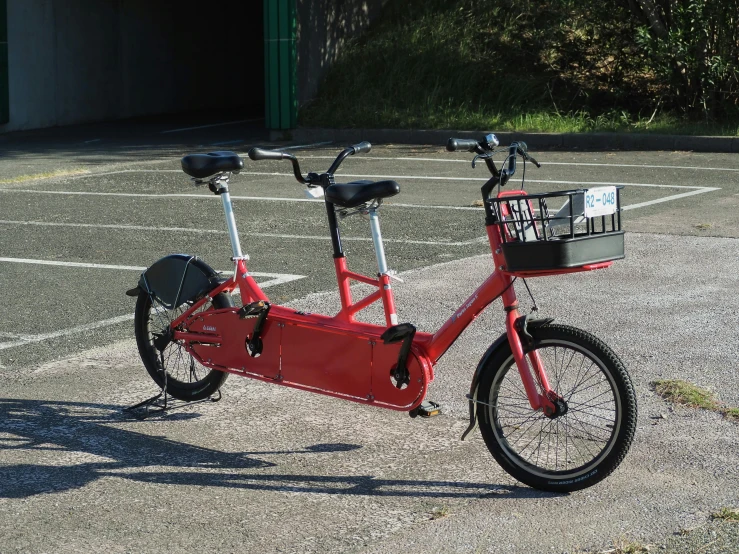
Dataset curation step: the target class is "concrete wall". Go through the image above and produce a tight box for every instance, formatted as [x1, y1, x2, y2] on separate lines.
[296, 0, 388, 105]
[1, 0, 262, 132]
[0, 0, 385, 132]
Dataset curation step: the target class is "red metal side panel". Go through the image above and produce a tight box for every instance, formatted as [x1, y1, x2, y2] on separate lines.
[280, 323, 372, 399]
[189, 310, 280, 379]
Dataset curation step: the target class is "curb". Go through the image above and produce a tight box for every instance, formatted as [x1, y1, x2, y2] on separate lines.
[279, 128, 739, 153]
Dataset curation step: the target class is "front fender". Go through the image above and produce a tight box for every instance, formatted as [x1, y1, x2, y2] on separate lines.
[460, 331, 509, 440]
[129, 254, 221, 309]
[460, 316, 556, 441]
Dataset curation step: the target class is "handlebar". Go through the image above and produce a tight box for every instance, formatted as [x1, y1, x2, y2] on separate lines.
[327, 141, 371, 174]
[446, 138, 479, 153]
[248, 147, 307, 184]
[247, 141, 372, 187]
[248, 147, 290, 162]
[447, 134, 541, 187]
[351, 141, 372, 155]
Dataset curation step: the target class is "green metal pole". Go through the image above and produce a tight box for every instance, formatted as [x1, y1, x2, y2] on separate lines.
[0, 0, 8, 124]
[264, 0, 297, 130]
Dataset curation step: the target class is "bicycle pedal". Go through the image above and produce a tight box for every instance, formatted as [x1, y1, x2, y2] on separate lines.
[238, 300, 268, 319]
[381, 322, 416, 344]
[409, 400, 442, 418]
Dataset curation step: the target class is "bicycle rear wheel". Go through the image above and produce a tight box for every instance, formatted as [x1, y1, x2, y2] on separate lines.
[134, 290, 233, 401]
[478, 324, 636, 492]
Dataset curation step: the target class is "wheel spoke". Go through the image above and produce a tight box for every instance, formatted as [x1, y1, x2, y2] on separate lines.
[485, 330, 631, 483]
[138, 293, 227, 395]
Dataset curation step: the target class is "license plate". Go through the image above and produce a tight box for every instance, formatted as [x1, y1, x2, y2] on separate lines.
[583, 186, 618, 218]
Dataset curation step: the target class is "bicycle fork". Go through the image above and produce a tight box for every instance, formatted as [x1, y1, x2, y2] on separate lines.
[504, 305, 559, 417]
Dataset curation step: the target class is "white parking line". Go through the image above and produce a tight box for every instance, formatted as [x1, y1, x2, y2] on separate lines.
[0, 261, 304, 350]
[160, 118, 262, 134]
[0, 314, 135, 351]
[238, 171, 717, 190]
[0, 257, 150, 271]
[210, 139, 244, 146]
[620, 187, 721, 210]
[0, 257, 305, 287]
[0, 220, 485, 246]
[6, 167, 726, 190]
[301, 155, 739, 172]
[0, 179, 721, 214]
[277, 142, 333, 150]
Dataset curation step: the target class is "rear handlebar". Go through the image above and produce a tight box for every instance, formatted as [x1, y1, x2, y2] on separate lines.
[247, 141, 372, 186]
[327, 141, 372, 175]
[248, 147, 307, 184]
[248, 147, 291, 162]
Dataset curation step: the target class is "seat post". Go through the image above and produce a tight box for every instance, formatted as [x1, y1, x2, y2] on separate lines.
[218, 179, 244, 259]
[368, 206, 388, 275]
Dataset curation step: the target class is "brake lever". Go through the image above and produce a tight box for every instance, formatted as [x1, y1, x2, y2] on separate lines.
[516, 145, 542, 169]
[471, 152, 492, 169]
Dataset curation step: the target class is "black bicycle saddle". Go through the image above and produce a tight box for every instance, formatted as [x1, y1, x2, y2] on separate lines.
[181, 151, 244, 179]
[325, 180, 400, 208]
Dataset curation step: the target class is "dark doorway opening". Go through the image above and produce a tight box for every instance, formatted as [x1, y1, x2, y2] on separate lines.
[123, 0, 264, 123]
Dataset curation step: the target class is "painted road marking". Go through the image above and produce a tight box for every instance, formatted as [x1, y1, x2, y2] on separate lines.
[0, 220, 486, 246]
[238, 171, 721, 190]
[0, 257, 152, 271]
[277, 142, 334, 151]
[0, 261, 304, 350]
[0, 314, 136, 351]
[63, 168, 722, 189]
[210, 139, 245, 146]
[620, 187, 721, 210]
[160, 118, 263, 134]
[301, 155, 739, 172]
[0, 181, 721, 211]
[0, 257, 304, 288]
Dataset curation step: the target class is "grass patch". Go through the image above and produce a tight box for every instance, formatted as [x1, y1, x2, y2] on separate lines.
[653, 379, 719, 410]
[593, 536, 652, 553]
[712, 507, 739, 522]
[652, 379, 739, 421]
[0, 168, 89, 184]
[429, 506, 449, 520]
[300, 0, 739, 134]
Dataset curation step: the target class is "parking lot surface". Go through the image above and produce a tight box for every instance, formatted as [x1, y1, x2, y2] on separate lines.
[1, 120, 738, 553]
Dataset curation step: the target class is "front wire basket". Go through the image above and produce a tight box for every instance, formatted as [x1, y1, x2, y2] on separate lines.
[488, 187, 625, 274]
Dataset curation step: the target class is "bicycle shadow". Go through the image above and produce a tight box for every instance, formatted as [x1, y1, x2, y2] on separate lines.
[0, 398, 551, 500]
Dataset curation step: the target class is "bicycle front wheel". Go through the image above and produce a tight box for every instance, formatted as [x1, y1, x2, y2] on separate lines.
[134, 291, 233, 401]
[478, 324, 637, 492]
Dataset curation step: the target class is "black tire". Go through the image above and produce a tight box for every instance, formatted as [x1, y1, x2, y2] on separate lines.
[134, 290, 233, 401]
[478, 324, 637, 492]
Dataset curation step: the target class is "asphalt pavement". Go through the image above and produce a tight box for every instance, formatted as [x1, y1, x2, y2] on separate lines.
[1, 118, 738, 553]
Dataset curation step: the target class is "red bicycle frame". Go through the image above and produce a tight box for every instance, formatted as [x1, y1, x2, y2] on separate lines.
[162, 141, 618, 418]
[168, 203, 611, 416]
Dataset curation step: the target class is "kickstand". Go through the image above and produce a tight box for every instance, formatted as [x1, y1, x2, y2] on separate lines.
[124, 357, 223, 419]
[124, 384, 223, 421]
[124, 389, 168, 419]
[124, 389, 223, 420]
[124, 361, 172, 419]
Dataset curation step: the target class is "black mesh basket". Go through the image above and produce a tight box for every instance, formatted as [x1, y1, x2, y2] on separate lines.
[488, 188, 624, 274]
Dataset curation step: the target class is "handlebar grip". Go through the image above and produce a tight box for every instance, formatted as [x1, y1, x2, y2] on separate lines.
[507, 144, 518, 174]
[447, 138, 479, 153]
[351, 141, 372, 155]
[248, 147, 289, 161]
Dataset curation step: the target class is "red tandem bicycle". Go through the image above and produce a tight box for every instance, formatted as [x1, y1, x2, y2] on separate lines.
[127, 134, 637, 492]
